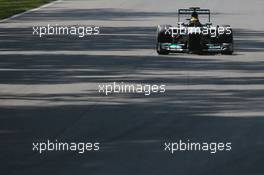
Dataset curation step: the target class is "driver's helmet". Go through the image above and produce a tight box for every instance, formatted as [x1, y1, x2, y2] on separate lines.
[190, 11, 199, 22]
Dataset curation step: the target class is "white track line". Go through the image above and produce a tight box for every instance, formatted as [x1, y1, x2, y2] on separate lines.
[0, 0, 63, 23]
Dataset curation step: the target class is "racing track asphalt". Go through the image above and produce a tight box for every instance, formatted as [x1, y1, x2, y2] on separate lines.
[0, 0, 264, 174]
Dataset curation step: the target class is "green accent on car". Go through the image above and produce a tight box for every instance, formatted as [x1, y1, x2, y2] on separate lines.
[207, 44, 221, 49]
[170, 44, 182, 49]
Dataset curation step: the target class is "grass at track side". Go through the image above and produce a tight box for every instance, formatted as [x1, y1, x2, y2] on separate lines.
[0, 0, 55, 19]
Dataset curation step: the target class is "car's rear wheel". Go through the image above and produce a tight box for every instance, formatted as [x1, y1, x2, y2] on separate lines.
[156, 25, 171, 55]
[218, 25, 234, 55]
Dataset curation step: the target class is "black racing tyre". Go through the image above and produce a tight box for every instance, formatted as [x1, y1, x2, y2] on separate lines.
[218, 25, 234, 55]
[218, 25, 233, 43]
[156, 25, 171, 55]
[157, 25, 172, 43]
[156, 42, 169, 55]
[219, 33, 233, 43]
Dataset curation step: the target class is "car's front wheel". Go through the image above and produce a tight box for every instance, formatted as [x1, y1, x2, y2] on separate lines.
[156, 42, 169, 55]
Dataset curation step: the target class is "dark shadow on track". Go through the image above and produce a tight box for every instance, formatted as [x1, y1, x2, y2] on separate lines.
[0, 52, 264, 174]
[0, 54, 264, 85]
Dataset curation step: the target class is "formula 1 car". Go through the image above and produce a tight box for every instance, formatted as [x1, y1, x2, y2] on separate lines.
[156, 7, 234, 55]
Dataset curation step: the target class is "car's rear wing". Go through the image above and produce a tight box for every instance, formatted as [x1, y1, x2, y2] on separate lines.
[178, 7, 211, 22]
